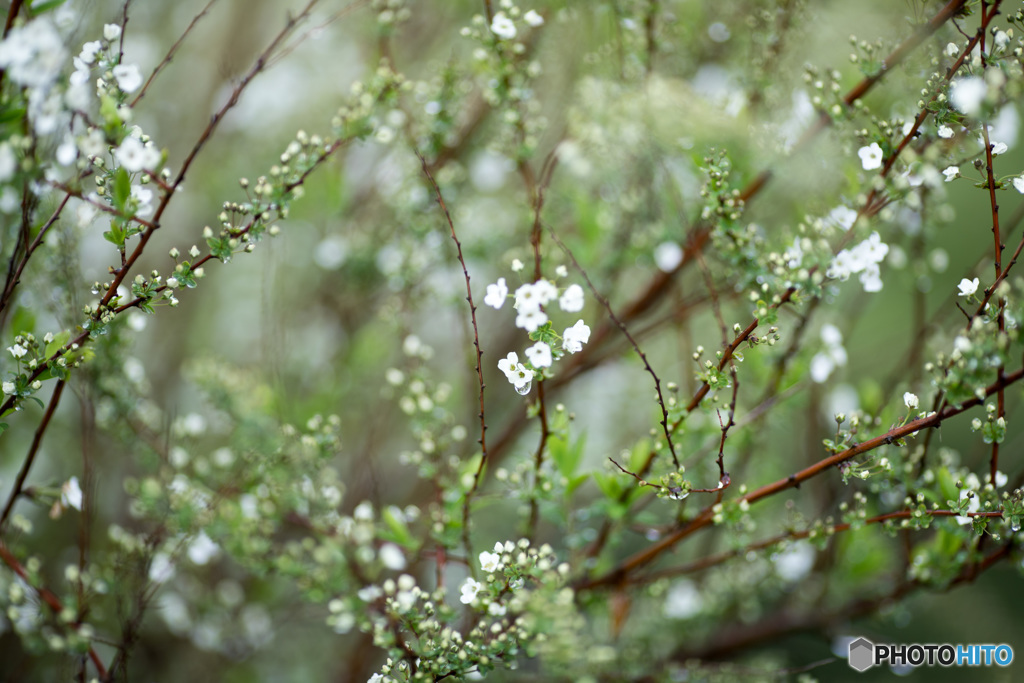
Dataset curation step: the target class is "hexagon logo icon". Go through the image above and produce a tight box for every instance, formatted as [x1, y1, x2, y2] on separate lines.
[848, 637, 875, 672]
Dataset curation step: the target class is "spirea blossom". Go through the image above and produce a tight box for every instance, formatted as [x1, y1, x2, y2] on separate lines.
[858, 142, 883, 170]
[490, 12, 517, 40]
[562, 319, 591, 353]
[957, 277, 979, 296]
[112, 63, 143, 93]
[525, 341, 552, 368]
[460, 578, 483, 604]
[559, 284, 584, 312]
[0, 18, 66, 88]
[903, 392, 919, 409]
[950, 77, 987, 116]
[484, 277, 508, 309]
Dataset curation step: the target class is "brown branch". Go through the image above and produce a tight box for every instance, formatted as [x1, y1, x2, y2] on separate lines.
[578, 365, 1024, 590]
[129, 0, 220, 108]
[0, 379, 67, 528]
[416, 152, 488, 570]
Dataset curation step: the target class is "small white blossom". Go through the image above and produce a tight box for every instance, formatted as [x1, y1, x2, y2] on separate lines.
[511, 258, 524, 272]
[945, 42, 959, 57]
[459, 578, 483, 604]
[8, 343, 27, 358]
[379, 543, 406, 571]
[858, 142, 883, 170]
[957, 277, 979, 296]
[654, 241, 683, 271]
[484, 277, 508, 309]
[525, 341, 552, 368]
[515, 308, 548, 332]
[950, 77, 987, 116]
[559, 284, 584, 312]
[189, 245, 201, 259]
[663, 580, 703, 619]
[1014, 176, 1024, 194]
[937, 125, 953, 139]
[2, 381, 15, 395]
[562, 319, 591, 353]
[827, 205, 857, 231]
[490, 12, 517, 40]
[187, 531, 219, 565]
[61, 477, 83, 511]
[112, 63, 143, 93]
[524, 10, 544, 27]
[498, 352, 520, 380]
[479, 550, 501, 573]
[942, 166, 959, 182]
[103, 24, 121, 41]
[903, 392, 919, 409]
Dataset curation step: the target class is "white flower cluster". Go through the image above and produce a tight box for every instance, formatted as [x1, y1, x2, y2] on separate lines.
[827, 231, 889, 292]
[486, 268, 591, 394]
[489, 6, 544, 41]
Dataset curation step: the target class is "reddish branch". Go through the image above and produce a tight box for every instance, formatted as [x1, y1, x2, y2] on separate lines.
[416, 153, 489, 569]
[578, 365, 1024, 590]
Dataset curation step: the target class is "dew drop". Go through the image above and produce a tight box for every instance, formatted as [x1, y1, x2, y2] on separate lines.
[515, 381, 532, 396]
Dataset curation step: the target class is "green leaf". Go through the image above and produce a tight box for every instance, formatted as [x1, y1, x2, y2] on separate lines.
[45, 330, 70, 358]
[10, 306, 35, 336]
[0, 422, 7, 435]
[27, 396, 44, 411]
[112, 167, 131, 211]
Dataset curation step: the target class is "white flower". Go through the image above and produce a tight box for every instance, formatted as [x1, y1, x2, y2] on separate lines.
[1014, 176, 1024, 194]
[189, 245, 201, 259]
[859, 263, 883, 292]
[479, 550, 501, 573]
[508, 362, 533, 391]
[525, 341, 552, 368]
[0, 18, 66, 88]
[820, 324, 843, 348]
[2, 381, 15, 395]
[957, 277, 979, 296]
[533, 279, 558, 305]
[379, 543, 406, 571]
[514, 282, 542, 312]
[484, 277, 508, 309]
[498, 352, 520, 379]
[490, 12, 517, 40]
[945, 42, 959, 57]
[809, 353, 834, 383]
[524, 10, 544, 27]
[515, 308, 548, 332]
[78, 40, 101, 65]
[559, 284, 584, 312]
[991, 141, 1008, 155]
[937, 125, 953, 139]
[459, 578, 483, 604]
[654, 241, 684, 271]
[903, 392, 919, 409]
[858, 142, 883, 170]
[103, 24, 121, 41]
[187, 531, 219, 565]
[942, 166, 959, 182]
[555, 265, 568, 277]
[774, 542, 815, 581]
[61, 477, 83, 511]
[8, 343, 27, 358]
[511, 258, 524, 272]
[663, 580, 703, 619]
[112, 63, 143, 93]
[487, 602, 507, 616]
[827, 205, 857, 231]
[115, 137, 148, 172]
[950, 77, 987, 116]
[562, 319, 591, 353]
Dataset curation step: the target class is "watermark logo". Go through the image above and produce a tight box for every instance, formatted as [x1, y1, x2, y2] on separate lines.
[847, 637, 1014, 671]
